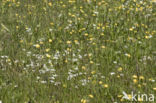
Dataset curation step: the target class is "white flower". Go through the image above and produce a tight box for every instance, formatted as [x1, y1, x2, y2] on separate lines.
[26, 28, 31, 32]
[110, 72, 115, 75]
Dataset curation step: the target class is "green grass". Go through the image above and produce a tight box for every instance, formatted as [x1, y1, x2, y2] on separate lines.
[0, 0, 156, 103]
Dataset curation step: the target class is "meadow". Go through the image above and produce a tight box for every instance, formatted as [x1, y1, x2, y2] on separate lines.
[0, 0, 156, 103]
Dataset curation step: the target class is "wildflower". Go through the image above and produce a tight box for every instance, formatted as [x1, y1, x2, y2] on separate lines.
[110, 72, 115, 75]
[133, 79, 138, 83]
[103, 84, 108, 88]
[7, 59, 11, 62]
[88, 94, 94, 98]
[99, 81, 103, 84]
[117, 75, 120, 78]
[145, 35, 152, 39]
[67, 41, 71, 44]
[16, 26, 19, 29]
[101, 33, 104, 36]
[132, 75, 137, 79]
[35, 44, 40, 48]
[97, 27, 100, 29]
[139, 76, 145, 80]
[63, 84, 67, 88]
[128, 94, 132, 100]
[118, 95, 122, 98]
[65, 59, 68, 63]
[90, 61, 94, 64]
[88, 53, 92, 57]
[82, 66, 86, 70]
[62, 5, 66, 8]
[40, 41, 44, 44]
[50, 22, 54, 26]
[48, 2, 52, 6]
[67, 48, 71, 51]
[81, 99, 87, 103]
[101, 45, 106, 49]
[138, 98, 143, 101]
[89, 38, 93, 41]
[138, 84, 141, 88]
[49, 39, 52, 43]
[125, 53, 131, 57]
[149, 78, 155, 82]
[91, 71, 96, 74]
[117, 67, 123, 72]
[74, 40, 79, 44]
[129, 28, 134, 31]
[46, 54, 51, 58]
[84, 33, 88, 36]
[45, 48, 50, 52]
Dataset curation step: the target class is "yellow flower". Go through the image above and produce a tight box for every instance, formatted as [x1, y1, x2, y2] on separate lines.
[90, 61, 94, 64]
[7, 59, 11, 62]
[101, 45, 106, 49]
[125, 53, 131, 57]
[153, 88, 156, 91]
[99, 81, 103, 84]
[117, 95, 122, 98]
[101, 33, 104, 36]
[91, 71, 96, 74]
[138, 98, 143, 101]
[84, 33, 88, 36]
[82, 66, 86, 70]
[48, 2, 52, 6]
[16, 26, 19, 29]
[81, 99, 87, 103]
[133, 79, 138, 84]
[138, 84, 141, 88]
[88, 53, 92, 57]
[129, 28, 134, 31]
[128, 94, 132, 100]
[50, 22, 54, 25]
[45, 48, 50, 52]
[139, 76, 144, 80]
[103, 84, 108, 88]
[63, 84, 67, 88]
[49, 39, 52, 43]
[89, 38, 93, 41]
[74, 40, 79, 44]
[67, 41, 71, 44]
[65, 59, 68, 63]
[46, 54, 51, 58]
[40, 41, 44, 44]
[117, 67, 123, 72]
[97, 27, 100, 30]
[117, 75, 120, 78]
[35, 44, 40, 48]
[88, 94, 94, 98]
[149, 78, 154, 81]
[145, 35, 150, 39]
[132, 75, 137, 79]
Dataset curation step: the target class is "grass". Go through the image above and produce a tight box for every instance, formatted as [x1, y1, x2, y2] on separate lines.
[0, 0, 156, 103]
